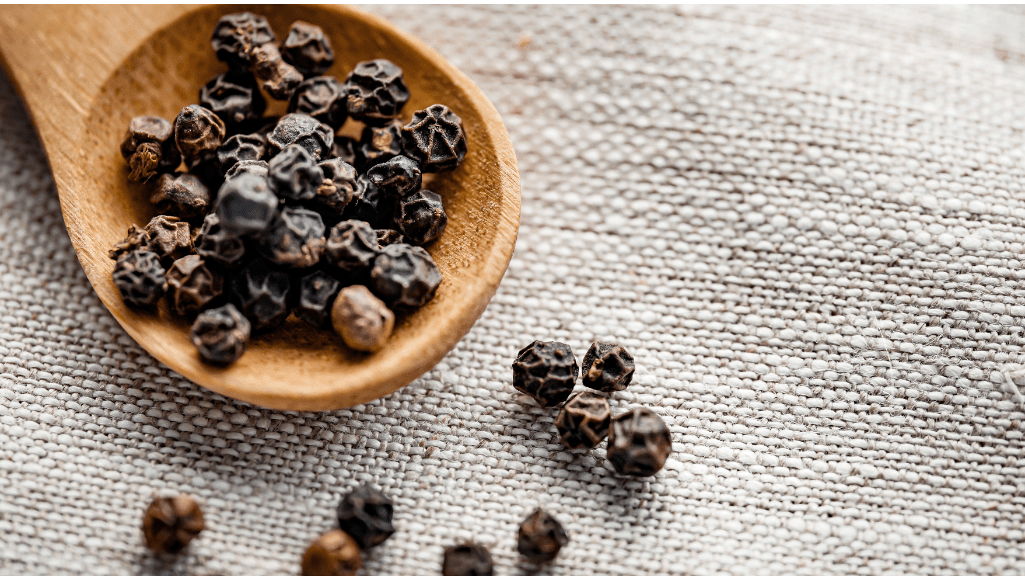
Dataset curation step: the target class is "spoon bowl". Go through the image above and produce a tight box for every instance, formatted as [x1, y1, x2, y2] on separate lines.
[0, 5, 520, 410]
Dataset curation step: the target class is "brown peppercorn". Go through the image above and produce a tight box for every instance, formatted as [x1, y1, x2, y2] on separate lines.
[555, 390, 611, 449]
[109, 224, 147, 261]
[393, 189, 447, 245]
[121, 115, 181, 182]
[281, 21, 335, 77]
[268, 144, 324, 202]
[142, 215, 194, 267]
[166, 255, 224, 316]
[301, 529, 362, 576]
[151, 173, 211, 219]
[511, 340, 577, 407]
[199, 71, 266, 127]
[331, 285, 394, 352]
[580, 342, 635, 393]
[251, 42, 304, 100]
[174, 104, 226, 164]
[442, 543, 493, 576]
[112, 250, 166, 307]
[402, 104, 467, 173]
[210, 11, 276, 70]
[517, 508, 569, 563]
[369, 243, 442, 310]
[606, 407, 673, 477]
[190, 303, 250, 364]
[141, 494, 205, 555]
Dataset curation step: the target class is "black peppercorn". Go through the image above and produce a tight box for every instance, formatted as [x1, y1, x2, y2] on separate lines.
[210, 12, 276, 70]
[142, 215, 194, 267]
[366, 155, 421, 199]
[295, 270, 342, 328]
[281, 21, 335, 77]
[166, 255, 224, 316]
[195, 213, 246, 269]
[174, 104, 227, 165]
[323, 219, 379, 274]
[331, 135, 358, 166]
[288, 75, 347, 129]
[268, 144, 324, 202]
[309, 158, 358, 224]
[375, 229, 405, 248]
[141, 494, 205, 555]
[230, 259, 292, 331]
[357, 119, 403, 169]
[258, 206, 326, 268]
[511, 341, 577, 408]
[251, 42, 304, 100]
[442, 543, 493, 576]
[517, 508, 569, 564]
[214, 172, 278, 237]
[369, 243, 442, 310]
[268, 113, 334, 160]
[224, 159, 269, 181]
[150, 173, 210, 219]
[336, 484, 396, 549]
[580, 341, 635, 393]
[121, 115, 181, 182]
[332, 285, 395, 352]
[606, 407, 673, 477]
[302, 530, 362, 576]
[343, 176, 396, 230]
[199, 71, 266, 127]
[555, 390, 611, 449]
[343, 59, 410, 125]
[186, 152, 225, 192]
[190, 303, 250, 364]
[112, 250, 166, 307]
[394, 189, 447, 245]
[402, 104, 467, 172]
[217, 133, 266, 175]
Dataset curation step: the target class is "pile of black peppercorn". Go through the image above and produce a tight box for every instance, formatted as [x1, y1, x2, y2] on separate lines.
[512, 340, 674, 477]
[111, 11, 467, 365]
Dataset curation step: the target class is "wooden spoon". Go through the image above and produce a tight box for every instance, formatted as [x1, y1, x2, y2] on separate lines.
[0, 5, 520, 411]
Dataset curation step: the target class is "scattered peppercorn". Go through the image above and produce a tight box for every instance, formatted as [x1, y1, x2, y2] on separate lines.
[606, 407, 673, 477]
[268, 113, 334, 159]
[217, 133, 266, 175]
[370, 243, 442, 310]
[555, 390, 611, 449]
[511, 341, 577, 407]
[336, 484, 397, 549]
[289, 75, 347, 129]
[442, 543, 494, 576]
[301, 530, 362, 576]
[121, 115, 181, 182]
[402, 104, 467, 172]
[517, 508, 569, 563]
[268, 144, 324, 202]
[358, 119, 404, 168]
[215, 172, 279, 237]
[252, 42, 304, 100]
[230, 259, 292, 331]
[331, 285, 394, 352]
[174, 104, 227, 165]
[366, 155, 422, 199]
[141, 494, 205, 555]
[295, 270, 343, 328]
[210, 12, 276, 70]
[258, 207, 326, 268]
[190, 303, 250, 364]
[151, 173, 211, 219]
[580, 341, 635, 393]
[112, 251, 166, 307]
[199, 71, 266, 127]
[394, 189, 447, 245]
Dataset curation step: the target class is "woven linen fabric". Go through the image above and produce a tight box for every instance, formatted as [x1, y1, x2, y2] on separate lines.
[2, 4, 1025, 575]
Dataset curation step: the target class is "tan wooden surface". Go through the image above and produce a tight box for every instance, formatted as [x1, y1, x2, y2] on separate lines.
[0, 5, 520, 411]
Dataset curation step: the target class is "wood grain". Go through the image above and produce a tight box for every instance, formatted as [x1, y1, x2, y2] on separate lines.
[0, 5, 520, 410]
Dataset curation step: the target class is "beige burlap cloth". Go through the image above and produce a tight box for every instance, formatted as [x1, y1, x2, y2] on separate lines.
[1, 5, 1024, 575]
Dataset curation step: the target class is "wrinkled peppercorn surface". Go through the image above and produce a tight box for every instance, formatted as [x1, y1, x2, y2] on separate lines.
[581, 341, 635, 392]
[112, 251, 167, 307]
[442, 543, 494, 576]
[511, 340, 578, 407]
[190, 303, 250, 364]
[336, 484, 397, 549]
[555, 390, 611, 450]
[517, 508, 569, 563]
[301, 530, 362, 576]
[141, 495, 205, 555]
[402, 104, 467, 172]
[370, 243, 442, 309]
[607, 407, 673, 476]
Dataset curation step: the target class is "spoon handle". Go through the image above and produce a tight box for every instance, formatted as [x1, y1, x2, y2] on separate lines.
[0, 6, 190, 154]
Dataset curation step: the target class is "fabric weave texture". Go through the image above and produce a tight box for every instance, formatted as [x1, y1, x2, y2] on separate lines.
[2, 5, 1025, 575]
